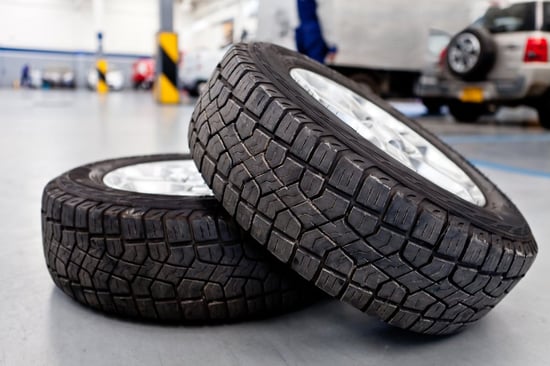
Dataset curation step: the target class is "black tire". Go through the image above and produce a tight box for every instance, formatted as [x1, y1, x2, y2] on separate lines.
[446, 27, 496, 81]
[536, 93, 550, 130]
[189, 43, 537, 335]
[422, 98, 443, 115]
[448, 101, 488, 123]
[42, 154, 317, 323]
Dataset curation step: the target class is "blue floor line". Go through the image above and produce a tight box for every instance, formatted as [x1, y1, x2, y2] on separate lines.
[470, 159, 550, 179]
[442, 134, 550, 144]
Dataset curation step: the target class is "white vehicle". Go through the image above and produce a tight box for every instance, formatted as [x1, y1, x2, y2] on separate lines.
[416, 0, 550, 128]
[181, 0, 488, 97]
[179, 47, 228, 96]
[87, 68, 124, 91]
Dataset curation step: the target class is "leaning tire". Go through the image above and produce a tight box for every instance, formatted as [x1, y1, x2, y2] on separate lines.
[190, 43, 537, 334]
[42, 154, 316, 322]
[446, 27, 496, 81]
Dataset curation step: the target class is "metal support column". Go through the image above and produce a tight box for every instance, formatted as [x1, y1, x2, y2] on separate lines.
[155, 0, 180, 104]
[94, 0, 108, 93]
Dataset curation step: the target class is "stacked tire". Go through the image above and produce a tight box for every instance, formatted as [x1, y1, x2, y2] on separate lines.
[43, 43, 537, 335]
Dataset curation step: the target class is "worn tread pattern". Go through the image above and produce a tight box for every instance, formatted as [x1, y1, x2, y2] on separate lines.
[189, 43, 538, 334]
[42, 154, 317, 322]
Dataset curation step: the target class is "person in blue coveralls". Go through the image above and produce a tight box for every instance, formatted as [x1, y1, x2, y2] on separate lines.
[20, 64, 31, 88]
[295, 0, 337, 64]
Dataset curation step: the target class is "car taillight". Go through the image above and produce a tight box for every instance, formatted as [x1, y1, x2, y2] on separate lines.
[439, 47, 448, 67]
[524, 37, 548, 62]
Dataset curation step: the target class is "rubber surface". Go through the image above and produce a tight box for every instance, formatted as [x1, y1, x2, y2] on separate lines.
[446, 27, 496, 81]
[189, 43, 538, 334]
[42, 154, 317, 322]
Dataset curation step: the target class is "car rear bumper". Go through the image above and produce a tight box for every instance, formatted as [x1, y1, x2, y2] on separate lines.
[415, 75, 529, 102]
[416, 64, 550, 103]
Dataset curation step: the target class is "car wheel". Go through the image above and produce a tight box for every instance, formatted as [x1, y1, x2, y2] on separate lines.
[446, 27, 496, 81]
[42, 154, 317, 322]
[421, 98, 444, 115]
[448, 101, 488, 123]
[536, 93, 550, 129]
[190, 43, 537, 335]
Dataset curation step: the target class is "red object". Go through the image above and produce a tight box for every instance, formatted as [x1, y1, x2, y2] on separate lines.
[524, 37, 548, 62]
[132, 58, 155, 84]
[439, 47, 448, 68]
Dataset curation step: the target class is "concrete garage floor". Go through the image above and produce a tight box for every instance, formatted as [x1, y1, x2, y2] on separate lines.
[0, 90, 548, 366]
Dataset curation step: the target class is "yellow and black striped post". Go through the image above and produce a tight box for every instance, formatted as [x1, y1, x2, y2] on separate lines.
[155, 32, 180, 104]
[96, 58, 108, 94]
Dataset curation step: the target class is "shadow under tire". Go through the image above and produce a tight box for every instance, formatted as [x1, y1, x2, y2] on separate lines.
[42, 154, 317, 323]
[189, 43, 537, 335]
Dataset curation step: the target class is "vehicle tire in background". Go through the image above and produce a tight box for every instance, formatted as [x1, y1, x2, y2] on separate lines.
[421, 98, 444, 115]
[446, 27, 496, 81]
[536, 92, 550, 130]
[189, 43, 537, 335]
[42, 154, 317, 322]
[448, 101, 489, 123]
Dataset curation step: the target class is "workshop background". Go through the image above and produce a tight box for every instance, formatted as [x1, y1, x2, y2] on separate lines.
[0, 0, 548, 365]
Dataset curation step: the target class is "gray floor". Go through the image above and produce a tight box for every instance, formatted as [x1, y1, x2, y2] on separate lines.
[1, 90, 548, 366]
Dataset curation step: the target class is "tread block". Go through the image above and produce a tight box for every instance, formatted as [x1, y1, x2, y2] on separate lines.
[257, 193, 285, 220]
[259, 99, 295, 132]
[352, 264, 389, 290]
[236, 201, 255, 231]
[245, 83, 272, 117]
[320, 220, 360, 246]
[356, 171, 396, 213]
[366, 227, 405, 255]
[190, 214, 218, 242]
[236, 111, 256, 139]
[402, 241, 432, 268]
[403, 291, 437, 311]
[300, 170, 325, 198]
[328, 154, 368, 195]
[438, 218, 469, 257]
[276, 183, 308, 207]
[343, 240, 382, 265]
[228, 163, 252, 190]
[290, 124, 323, 161]
[309, 137, 347, 174]
[265, 140, 288, 168]
[291, 201, 328, 229]
[461, 230, 490, 267]
[383, 192, 418, 231]
[267, 231, 295, 263]
[340, 284, 373, 310]
[299, 229, 337, 257]
[274, 209, 302, 240]
[315, 269, 346, 297]
[274, 157, 304, 185]
[274, 112, 304, 144]
[378, 281, 407, 303]
[250, 214, 272, 245]
[291, 249, 321, 281]
[313, 189, 349, 220]
[398, 271, 433, 292]
[411, 204, 446, 245]
[420, 257, 455, 281]
[325, 249, 354, 277]
[346, 207, 378, 237]
[244, 129, 270, 155]
[255, 170, 284, 195]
